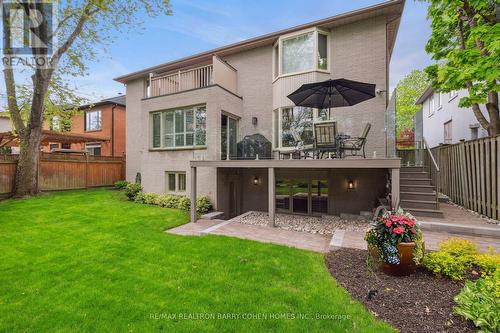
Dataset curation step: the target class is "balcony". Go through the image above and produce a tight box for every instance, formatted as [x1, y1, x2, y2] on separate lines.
[147, 56, 238, 98]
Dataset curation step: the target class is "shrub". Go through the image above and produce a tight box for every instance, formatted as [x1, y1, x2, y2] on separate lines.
[114, 180, 130, 190]
[130, 191, 212, 215]
[424, 238, 499, 280]
[475, 247, 500, 277]
[454, 270, 500, 332]
[177, 196, 190, 211]
[196, 196, 212, 215]
[134, 191, 146, 203]
[124, 183, 142, 201]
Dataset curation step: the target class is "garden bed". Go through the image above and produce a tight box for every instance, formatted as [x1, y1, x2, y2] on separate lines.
[235, 211, 369, 235]
[325, 248, 475, 333]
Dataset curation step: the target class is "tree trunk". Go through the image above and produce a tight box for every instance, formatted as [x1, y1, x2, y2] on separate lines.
[486, 91, 500, 136]
[13, 72, 50, 197]
[14, 129, 42, 197]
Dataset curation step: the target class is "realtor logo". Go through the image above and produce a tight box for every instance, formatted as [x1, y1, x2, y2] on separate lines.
[2, 0, 55, 67]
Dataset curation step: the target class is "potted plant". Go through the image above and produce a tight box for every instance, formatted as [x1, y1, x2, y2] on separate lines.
[365, 208, 424, 276]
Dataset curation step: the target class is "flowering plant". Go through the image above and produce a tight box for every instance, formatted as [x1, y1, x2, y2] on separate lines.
[365, 208, 423, 265]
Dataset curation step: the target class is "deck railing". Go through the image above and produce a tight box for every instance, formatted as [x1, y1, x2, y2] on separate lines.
[149, 65, 213, 97]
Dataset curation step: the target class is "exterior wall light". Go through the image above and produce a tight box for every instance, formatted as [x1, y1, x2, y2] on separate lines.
[347, 179, 355, 190]
[253, 177, 259, 185]
[252, 117, 258, 126]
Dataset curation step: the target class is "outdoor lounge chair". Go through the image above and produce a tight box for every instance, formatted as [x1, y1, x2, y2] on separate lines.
[342, 123, 371, 158]
[312, 121, 338, 158]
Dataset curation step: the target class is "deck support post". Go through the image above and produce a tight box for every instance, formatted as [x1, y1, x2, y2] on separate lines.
[191, 166, 197, 223]
[391, 168, 400, 210]
[268, 167, 275, 227]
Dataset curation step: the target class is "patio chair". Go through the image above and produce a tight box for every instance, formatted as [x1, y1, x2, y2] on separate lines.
[342, 123, 371, 158]
[312, 121, 338, 159]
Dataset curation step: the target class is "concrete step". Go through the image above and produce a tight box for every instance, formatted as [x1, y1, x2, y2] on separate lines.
[401, 191, 437, 201]
[400, 184, 436, 193]
[420, 221, 500, 238]
[201, 211, 225, 220]
[401, 178, 432, 185]
[403, 207, 444, 218]
[400, 171, 430, 179]
[401, 199, 439, 210]
[401, 166, 426, 172]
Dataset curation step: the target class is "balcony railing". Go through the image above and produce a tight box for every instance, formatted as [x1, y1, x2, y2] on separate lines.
[149, 64, 214, 97]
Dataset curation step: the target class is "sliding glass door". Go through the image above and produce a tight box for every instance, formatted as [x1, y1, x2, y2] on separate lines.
[276, 177, 328, 215]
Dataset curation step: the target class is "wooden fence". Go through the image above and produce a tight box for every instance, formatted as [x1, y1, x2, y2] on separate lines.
[0, 153, 125, 195]
[431, 136, 499, 220]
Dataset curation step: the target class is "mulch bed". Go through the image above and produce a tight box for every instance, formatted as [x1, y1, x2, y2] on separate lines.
[325, 248, 475, 333]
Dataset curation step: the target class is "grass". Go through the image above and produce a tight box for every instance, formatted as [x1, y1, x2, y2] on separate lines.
[0, 188, 393, 332]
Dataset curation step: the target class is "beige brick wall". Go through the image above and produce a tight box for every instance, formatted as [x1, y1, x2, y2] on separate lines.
[125, 16, 390, 210]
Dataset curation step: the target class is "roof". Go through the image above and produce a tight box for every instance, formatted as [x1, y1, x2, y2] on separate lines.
[415, 85, 433, 105]
[114, 0, 405, 83]
[78, 95, 126, 110]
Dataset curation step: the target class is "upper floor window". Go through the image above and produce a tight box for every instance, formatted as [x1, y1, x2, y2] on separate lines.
[443, 120, 452, 144]
[448, 90, 458, 101]
[151, 105, 206, 149]
[436, 92, 442, 109]
[51, 116, 60, 131]
[274, 28, 330, 78]
[273, 107, 330, 149]
[85, 110, 101, 131]
[427, 95, 434, 117]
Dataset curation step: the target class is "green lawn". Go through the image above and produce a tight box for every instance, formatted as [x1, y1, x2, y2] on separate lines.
[0, 189, 393, 332]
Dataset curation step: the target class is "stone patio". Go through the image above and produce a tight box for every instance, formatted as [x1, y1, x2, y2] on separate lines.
[167, 204, 500, 254]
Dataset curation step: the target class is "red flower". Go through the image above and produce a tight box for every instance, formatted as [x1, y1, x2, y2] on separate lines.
[385, 221, 392, 227]
[393, 227, 404, 234]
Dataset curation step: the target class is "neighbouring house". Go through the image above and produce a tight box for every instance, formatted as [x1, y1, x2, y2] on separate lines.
[42, 95, 126, 156]
[415, 86, 490, 148]
[0, 113, 11, 133]
[115, 1, 407, 221]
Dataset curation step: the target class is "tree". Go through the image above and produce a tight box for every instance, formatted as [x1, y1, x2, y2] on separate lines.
[2, 0, 171, 197]
[395, 69, 430, 136]
[423, 0, 499, 136]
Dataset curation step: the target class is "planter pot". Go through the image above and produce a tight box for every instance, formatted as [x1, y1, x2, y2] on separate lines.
[368, 242, 425, 276]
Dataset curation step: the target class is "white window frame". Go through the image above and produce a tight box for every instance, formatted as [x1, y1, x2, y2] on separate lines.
[273, 106, 331, 150]
[427, 95, 435, 117]
[85, 142, 102, 156]
[85, 110, 102, 131]
[51, 116, 60, 131]
[448, 90, 458, 102]
[436, 92, 442, 110]
[150, 105, 207, 150]
[165, 171, 186, 193]
[273, 27, 331, 80]
[443, 120, 452, 144]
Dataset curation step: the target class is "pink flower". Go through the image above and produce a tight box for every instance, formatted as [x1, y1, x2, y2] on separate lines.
[393, 227, 404, 234]
[385, 221, 392, 227]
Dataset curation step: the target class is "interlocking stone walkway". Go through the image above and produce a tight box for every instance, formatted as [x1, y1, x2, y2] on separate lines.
[167, 219, 331, 253]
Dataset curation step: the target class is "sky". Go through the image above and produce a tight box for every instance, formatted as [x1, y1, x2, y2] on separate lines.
[2, 0, 435, 102]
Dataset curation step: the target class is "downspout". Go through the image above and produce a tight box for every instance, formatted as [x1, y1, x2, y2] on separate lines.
[111, 104, 117, 156]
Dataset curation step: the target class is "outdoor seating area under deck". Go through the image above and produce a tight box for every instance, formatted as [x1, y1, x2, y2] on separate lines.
[189, 158, 401, 225]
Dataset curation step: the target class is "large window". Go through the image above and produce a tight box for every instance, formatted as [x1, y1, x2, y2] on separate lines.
[85, 110, 101, 131]
[273, 107, 330, 149]
[274, 29, 330, 78]
[151, 105, 206, 149]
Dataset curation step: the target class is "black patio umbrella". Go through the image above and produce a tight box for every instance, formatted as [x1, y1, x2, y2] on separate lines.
[287, 78, 376, 112]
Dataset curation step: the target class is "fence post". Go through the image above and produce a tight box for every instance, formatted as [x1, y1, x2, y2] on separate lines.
[85, 153, 89, 189]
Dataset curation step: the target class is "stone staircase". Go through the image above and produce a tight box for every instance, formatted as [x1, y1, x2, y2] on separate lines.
[400, 166, 444, 218]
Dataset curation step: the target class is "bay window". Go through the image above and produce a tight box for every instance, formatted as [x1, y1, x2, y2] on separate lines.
[274, 28, 330, 78]
[151, 105, 206, 149]
[273, 107, 331, 149]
